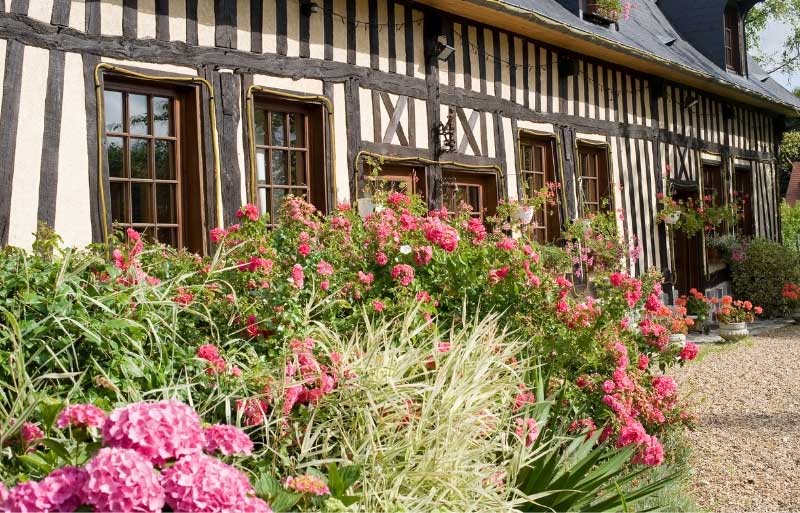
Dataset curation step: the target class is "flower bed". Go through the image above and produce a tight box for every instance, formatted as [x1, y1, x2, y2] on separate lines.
[0, 194, 703, 511]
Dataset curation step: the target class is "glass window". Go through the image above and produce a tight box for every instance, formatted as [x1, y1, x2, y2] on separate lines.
[577, 144, 610, 214]
[520, 136, 561, 243]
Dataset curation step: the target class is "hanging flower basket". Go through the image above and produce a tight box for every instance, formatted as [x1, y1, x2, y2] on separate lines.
[662, 211, 681, 225]
[514, 205, 535, 225]
[586, 0, 622, 23]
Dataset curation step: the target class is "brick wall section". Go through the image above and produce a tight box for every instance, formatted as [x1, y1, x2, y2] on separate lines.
[786, 162, 800, 206]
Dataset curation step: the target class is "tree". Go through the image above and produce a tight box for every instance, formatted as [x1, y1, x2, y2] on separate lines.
[746, 0, 800, 75]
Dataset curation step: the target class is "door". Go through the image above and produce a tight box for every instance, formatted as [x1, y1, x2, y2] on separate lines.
[671, 188, 702, 296]
[441, 170, 498, 220]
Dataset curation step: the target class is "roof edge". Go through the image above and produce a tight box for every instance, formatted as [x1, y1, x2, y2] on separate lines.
[424, 0, 800, 117]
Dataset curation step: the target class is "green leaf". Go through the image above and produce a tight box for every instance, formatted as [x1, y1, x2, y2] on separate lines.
[119, 356, 144, 378]
[40, 438, 72, 464]
[339, 495, 361, 507]
[17, 453, 53, 474]
[38, 399, 64, 432]
[270, 491, 301, 513]
[339, 464, 361, 490]
[254, 474, 281, 498]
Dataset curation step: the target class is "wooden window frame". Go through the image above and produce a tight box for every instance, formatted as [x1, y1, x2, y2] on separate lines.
[251, 97, 327, 226]
[441, 169, 499, 220]
[577, 143, 611, 215]
[103, 77, 205, 252]
[519, 134, 561, 243]
[724, 4, 744, 75]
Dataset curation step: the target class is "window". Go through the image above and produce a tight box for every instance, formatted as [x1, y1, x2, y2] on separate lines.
[577, 144, 610, 214]
[724, 4, 743, 74]
[703, 162, 727, 237]
[253, 99, 326, 225]
[441, 170, 498, 220]
[103, 79, 204, 251]
[520, 136, 561, 243]
[370, 164, 427, 198]
[734, 166, 755, 237]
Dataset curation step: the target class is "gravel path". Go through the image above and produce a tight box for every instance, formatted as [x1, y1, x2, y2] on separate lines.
[672, 325, 800, 512]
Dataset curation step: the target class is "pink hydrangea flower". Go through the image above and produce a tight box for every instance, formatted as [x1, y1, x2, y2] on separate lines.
[56, 404, 107, 430]
[21, 422, 44, 446]
[102, 400, 204, 466]
[616, 419, 648, 448]
[284, 474, 331, 496]
[162, 453, 266, 512]
[203, 424, 254, 456]
[2, 466, 87, 513]
[82, 448, 165, 513]
[652, 376, 677, 399]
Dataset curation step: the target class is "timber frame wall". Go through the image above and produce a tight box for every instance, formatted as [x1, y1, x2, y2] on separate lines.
[0, 0, 785, 284]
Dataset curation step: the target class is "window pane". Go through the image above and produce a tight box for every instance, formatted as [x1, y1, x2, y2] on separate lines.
[130, 138, 150, 179]
[271, 112, 285, 146]
[155, 140, 175, 180]
[129, 94, 149, 135]
[157, 228, 177, 247]
[534, 146, 544, 173]
[522, 146, 531, 171]
[104, 91, 124, 133]
[291, 188, 308, 200]
[291, 152, 306, 186]
[258, 188, 269, 216]
[254, 110, 266, 145]
[271, 150, 288, 185]
[156, 184, 176, 224]
[131, 182, 154, 223]
[533, 171, 544, 190]
[153, 97, 172, 137]
[256, 149, 266, 182]
[466, 186, 481, 212]
[289, 113, 305, 147]
[107, 136, 125, 177]
[272, 188, 286, 220]
[110, 182, 128, 223]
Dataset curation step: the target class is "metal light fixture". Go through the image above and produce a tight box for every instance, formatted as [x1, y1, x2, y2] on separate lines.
[434, 108, 457, 157]
[433, 35, 455, 62]
[300, 1, 321, 16]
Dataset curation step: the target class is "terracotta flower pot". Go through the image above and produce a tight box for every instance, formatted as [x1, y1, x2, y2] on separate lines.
[718, 322, 749, 342]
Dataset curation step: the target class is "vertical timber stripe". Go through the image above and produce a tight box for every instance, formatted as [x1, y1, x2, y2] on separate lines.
[345, 77, 361, 200]
[186, 0, 199, 45]
[51, 0, 71, 26]
[404, 4, 413, 78]
[198, 65, 217, 241]
[156, 0, 169, 40]
[323, 0, 333, 60]
[86, 0, 100, 34]
[215, 71, 243, 225]
[323, 81, 335, 208]
[215, 0, 236, 49]
[123, 0, 137, 39]
[9, 0, 27, 14]
[0, 41, 23, 246]
[477, 28, 486, 94]
[387, 0, 395, 73]
[368, 0, 378, 69]
[276, 0, 288, 55]
[82, 53, 102, 243]
[300, 0, 311, 58]
[240, 73, 254, 202]
[251, 0, 263, 53]
[37, 49, 66, 229]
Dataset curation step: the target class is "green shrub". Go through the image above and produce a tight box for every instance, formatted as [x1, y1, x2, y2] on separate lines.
[732, 238, 800, 316]
[781, 200, 800, 252]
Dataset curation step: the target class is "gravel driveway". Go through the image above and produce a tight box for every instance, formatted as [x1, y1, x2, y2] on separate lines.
[672, 325, 800, 512]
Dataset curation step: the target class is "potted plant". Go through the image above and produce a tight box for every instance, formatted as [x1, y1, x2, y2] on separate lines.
[667, 307, 692, 344]
[675, 289, 710, 333]
[716, 296, 762, 342]
[656, 194, 682, 225]
[782, 283, 800, 322]
[514, 181, 560, 226]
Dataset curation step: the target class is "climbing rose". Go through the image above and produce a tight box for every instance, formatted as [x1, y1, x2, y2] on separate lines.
[210, 227, 227, 244]
[203, 424, 254, 456]
[162, 453, 269, 512]
[236, 204, 260, 221]
[616, 419, 648, 448]
[56, 404, 107, 430]
[102, 400, 204, 466]
[82, 448, 165, 513]
[317, 260, 334, 276]
[291, 264, 305, 288]
[637, 354, 650, 370]
[2, 466, 87, 513]
[679, 341, 699, 361]
[496, 237, 517, 251]
[514, 418, 539, 447]
[413, 246, 433, 266]
[652, 375, 677, 399]
[284, 475, 331, 496]
[372, 300, 385, 312]
[631, 435, 665, 466]
[390, 264, 415, 287]
[421, 218, 460, 252]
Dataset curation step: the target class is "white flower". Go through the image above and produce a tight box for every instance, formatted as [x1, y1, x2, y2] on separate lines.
[399, 245, 412, 255]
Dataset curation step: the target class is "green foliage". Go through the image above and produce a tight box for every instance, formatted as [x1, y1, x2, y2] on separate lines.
[781, 199, 800, 250]
[732, 238, 800, 316]
[779, 131, 800, 173]
[747, 0, 800, 75]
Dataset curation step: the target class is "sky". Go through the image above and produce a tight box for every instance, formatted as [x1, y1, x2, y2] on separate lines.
[759, 20, 797, 92]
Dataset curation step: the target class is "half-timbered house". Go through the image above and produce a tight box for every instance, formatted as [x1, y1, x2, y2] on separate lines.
[0, 0, 797, 299]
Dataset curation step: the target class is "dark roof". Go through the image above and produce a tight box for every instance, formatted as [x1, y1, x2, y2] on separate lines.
[495, 0, 800, 112]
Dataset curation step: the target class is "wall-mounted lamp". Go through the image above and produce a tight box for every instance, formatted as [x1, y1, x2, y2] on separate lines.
[300, 1, 321, 16]
[434, 108, 457, 157]
[433, 36, 455, 62]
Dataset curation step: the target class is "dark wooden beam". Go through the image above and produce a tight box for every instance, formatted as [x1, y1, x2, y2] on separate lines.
[37, 49, 66, 229]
